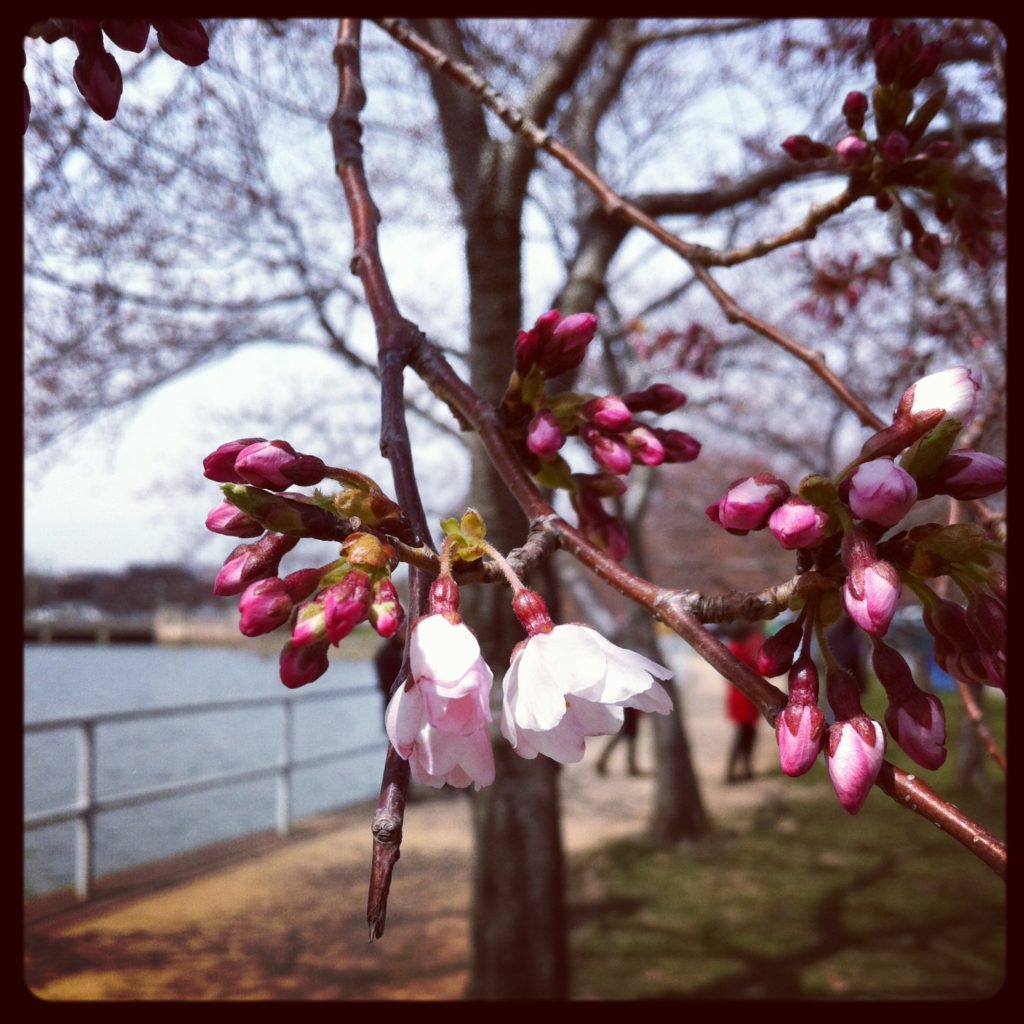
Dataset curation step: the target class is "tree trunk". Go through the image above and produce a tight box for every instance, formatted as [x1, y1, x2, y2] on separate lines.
[462, 217, 569, 998]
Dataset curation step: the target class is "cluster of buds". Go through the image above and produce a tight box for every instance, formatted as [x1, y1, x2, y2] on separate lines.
[25, 18, 209, 130]
[204, 437, 411, 688]
[502, 310, 701, 560]
[386, 516, 674, 789]
[781, 19, 1004, 271]
[706, 366, 1005, 813]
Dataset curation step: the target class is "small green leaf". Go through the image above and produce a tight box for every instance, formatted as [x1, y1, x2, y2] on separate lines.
[899, 419, 962, 480]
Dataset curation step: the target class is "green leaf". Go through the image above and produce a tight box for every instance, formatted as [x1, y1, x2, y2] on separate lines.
[899, 419, 962, 480]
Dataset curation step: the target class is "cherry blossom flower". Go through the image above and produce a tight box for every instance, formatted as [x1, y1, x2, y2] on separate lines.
[501, 591, 673, 764]
[385, 612, 495, 790]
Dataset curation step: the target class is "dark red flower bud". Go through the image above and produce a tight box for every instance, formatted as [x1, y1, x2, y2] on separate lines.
[102, 19, 150, 53]
[153, 18, 210, 66]
[842, 90, 869, 131]
[873, 32, 902, 86]
[781, 135, 831, 161]
[73, 48, 122, 120]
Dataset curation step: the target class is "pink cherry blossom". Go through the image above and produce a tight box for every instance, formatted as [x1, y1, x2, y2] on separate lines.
[897, 366, 982, 424]
[768, 497, 829, 549]
[501, 623, 672, 764]
[385, 613, 495, 790]
[842, 559, 900, 637]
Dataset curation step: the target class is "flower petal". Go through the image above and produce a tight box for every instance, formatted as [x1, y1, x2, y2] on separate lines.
[385, 683, 424, 757]
[410, 615, 485, 686]
[511, 636, 572, 731]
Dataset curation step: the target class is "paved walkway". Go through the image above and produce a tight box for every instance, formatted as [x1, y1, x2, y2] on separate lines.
[24, 642, 812, 1001]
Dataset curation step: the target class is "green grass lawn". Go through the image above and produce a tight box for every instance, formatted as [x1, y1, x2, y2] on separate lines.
[569, 691, 1006, 1000]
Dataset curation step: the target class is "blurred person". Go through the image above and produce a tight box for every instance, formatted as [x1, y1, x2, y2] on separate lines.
[722, 623, 763, 784]
[595, 706, 642, 776]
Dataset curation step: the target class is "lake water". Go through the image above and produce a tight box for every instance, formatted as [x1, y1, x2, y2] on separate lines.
[23, 645, 387, 898]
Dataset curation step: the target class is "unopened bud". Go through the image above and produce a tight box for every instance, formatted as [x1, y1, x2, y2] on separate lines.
[911, 231, 942, 271]
[878, 130, 910, 165]
[234, 440, 326, 491]
[369, 577, 405, 638]
[279, 638, 330, 689]
[776, 701, 826, 777]
[651, 428, 701, 464]
[836, 134, 871, 168]
[583, 427, 633, 475]
[73, 48, 122, 120]
[625, 426, 666, 467]
[238, 578, 293, 637]
[213, 533, 299, 597]
[842, 90, 869, 130]
[895, 366, 982, 425]
[757, 621, 804, 677]
[781, 135, 831, 161]
[205, 501, 265, 538]
[826, 715, 885, 813]
[621, 383, 687, 415]
[203, 437, 267, 483]
[916, 450, 1006, 501]
[153, 18, 209, 66]
[324, 570, 372, 645]
[768, 497, 829, 549]
[848, 457, 918, 527]
[583, 395, 633, 431]
[526, 409, 566, 458]
[706, 473, 790, 535]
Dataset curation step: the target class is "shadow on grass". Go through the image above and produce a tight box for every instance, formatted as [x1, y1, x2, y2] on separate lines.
[569, 781, 1005, 1001]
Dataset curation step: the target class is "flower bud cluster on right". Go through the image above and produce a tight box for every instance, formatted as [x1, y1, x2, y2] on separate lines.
[707, 366, 1005, 814]
[500, 309, 701, 561]
[781, 18, 1004, 271]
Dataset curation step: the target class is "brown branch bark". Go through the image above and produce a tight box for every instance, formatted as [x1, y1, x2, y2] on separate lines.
[954, 679, 1007, 775]
[329, 18, 437, 941]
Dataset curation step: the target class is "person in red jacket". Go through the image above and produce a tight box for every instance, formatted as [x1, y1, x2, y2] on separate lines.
[722, 623, 763, 784]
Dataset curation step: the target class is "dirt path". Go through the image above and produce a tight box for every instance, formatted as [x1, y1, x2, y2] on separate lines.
[25, 642, 814, 1001]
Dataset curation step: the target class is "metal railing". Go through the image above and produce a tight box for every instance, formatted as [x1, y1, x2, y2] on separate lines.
[24, 686, 384, 899]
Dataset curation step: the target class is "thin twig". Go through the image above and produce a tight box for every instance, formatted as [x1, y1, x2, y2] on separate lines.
[330, 18, 436, 941]
[954, 679, 1007, 775]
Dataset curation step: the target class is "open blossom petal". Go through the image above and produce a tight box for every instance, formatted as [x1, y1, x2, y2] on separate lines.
[410, 614, 491, 698]
[503, 623, 672, 763]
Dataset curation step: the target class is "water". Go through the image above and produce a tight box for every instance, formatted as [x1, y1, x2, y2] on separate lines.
[23, 645, 387, 898]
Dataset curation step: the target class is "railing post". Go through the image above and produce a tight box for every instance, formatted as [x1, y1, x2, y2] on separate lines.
[276, 701, 293, 837]
[74, 721, 96, 899]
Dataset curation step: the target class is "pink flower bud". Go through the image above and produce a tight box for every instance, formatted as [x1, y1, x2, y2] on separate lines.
[238, 578, 293, 637]
[583, 427, 633, 475]
[768, 497, 829, 549]
[102, 19, 150, 52]
[836, 134, 871, 168]
[826, 716, 886, 814]
[73, 48, 122, 120]
[848, 457, 918, 527]
[756, 621, 804, 677]
[213, 534, 299, 597]
[918, 450, 1006, 501]
[781, 135, 830, 161]
[775, 702, 826, 777]
[279, 639, 330, 689]
[705, 473, 790, 535]
[896, 366, 982, 424]
[842, 558, 900, 637]
[514, 310, 560, 375]
[526, 409, 566, 458]
[884, 691, 946, 770]
[282, 567, 323, 603]
[323, 570, 372, 645]
[205, 501, 265, 538]
[153, 18, 209, 66]
[370, 577, 405, 638]
[651, 428, 701, 464]
[234, 440, 326, 491]
[583, 396, 633, 431]
[621, 383, 687, 415]
[878, 130, 910, 165]
[625, 426, 666, 467]
[203, 437, 267, 483]
[537, 312, 598, 377]
[842, 90, 869, 130]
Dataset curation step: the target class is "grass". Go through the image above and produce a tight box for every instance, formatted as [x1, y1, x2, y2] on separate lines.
[569, 690, 1006, 1001]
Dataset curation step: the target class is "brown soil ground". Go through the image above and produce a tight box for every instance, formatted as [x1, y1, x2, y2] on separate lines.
[24, 647, 817, 1002]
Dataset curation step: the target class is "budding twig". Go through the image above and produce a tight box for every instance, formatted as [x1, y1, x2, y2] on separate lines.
[374, 16, 886, 432]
